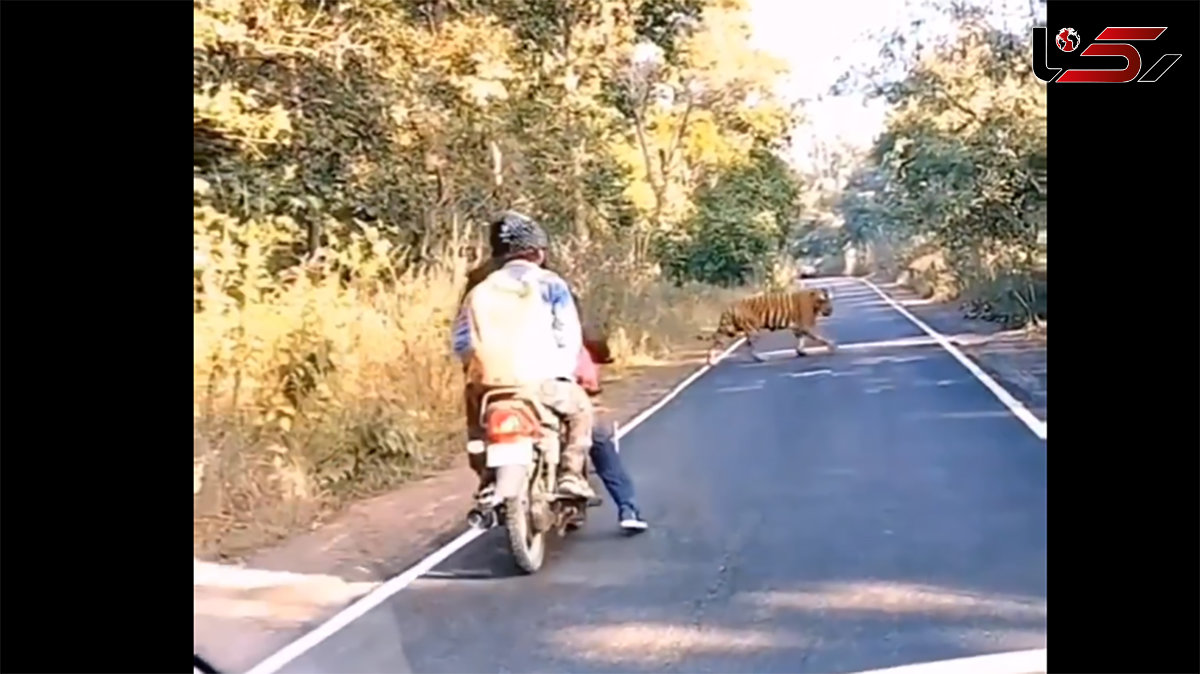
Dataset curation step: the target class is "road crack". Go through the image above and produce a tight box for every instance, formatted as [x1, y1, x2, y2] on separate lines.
[688, 510, 763, 629]
[690, 547, 738, 629]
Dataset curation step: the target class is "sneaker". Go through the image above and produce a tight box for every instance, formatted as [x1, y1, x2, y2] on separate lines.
[618, 506, 648, 533]
[557, 473, 596, 500]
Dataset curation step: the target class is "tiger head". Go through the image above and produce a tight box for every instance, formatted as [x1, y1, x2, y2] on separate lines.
[813, 287, 834, 317]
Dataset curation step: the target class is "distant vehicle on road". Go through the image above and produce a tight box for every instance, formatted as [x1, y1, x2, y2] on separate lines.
[797, 260, 820, 278]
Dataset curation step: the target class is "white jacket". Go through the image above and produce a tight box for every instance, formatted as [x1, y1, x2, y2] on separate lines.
[451, 260, 583, 386]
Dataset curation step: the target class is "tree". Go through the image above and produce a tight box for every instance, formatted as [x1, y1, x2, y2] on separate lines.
[194, 0, 801, 278]
[831, 4, 1047, 323]
[658, 146, 802, 286]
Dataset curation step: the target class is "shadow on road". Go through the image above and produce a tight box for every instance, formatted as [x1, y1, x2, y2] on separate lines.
[423, 515, 635, 582]
[420, 528, 528, 580]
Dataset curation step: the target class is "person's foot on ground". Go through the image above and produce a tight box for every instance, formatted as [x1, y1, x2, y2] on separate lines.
[618, 506, 648, 533]
[557, 473, 596, 500]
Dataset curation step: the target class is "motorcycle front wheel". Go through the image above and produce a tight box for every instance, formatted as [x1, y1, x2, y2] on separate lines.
[504, 492, 546, 573]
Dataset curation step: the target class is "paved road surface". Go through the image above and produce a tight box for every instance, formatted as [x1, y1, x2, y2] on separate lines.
[271, 278, 1047, 674]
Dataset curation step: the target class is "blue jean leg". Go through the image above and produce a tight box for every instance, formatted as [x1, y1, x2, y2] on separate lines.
[589, 421, 637, 511]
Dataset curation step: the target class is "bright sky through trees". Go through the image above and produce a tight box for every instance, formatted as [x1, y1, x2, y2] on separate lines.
[748, 0, 1046, 166]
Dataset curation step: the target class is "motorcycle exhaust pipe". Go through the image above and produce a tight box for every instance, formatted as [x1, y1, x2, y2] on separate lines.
[466, 510, 484, 528]
[466, 508, 496, 529]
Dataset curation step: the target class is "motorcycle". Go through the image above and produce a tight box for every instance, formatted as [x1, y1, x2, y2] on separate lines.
[465, 386, 594, 573]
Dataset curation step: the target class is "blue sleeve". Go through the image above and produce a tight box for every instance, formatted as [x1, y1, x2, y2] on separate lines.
[451, 303, 472, 361]
[542, 273, 583, 357]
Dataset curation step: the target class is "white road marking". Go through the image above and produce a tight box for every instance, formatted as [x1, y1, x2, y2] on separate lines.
[754, 333, 998, 361]
[784, 368, 833, 378]
[716, 380, 765, 393]
[241, 336, 748, 674]
[849, 648, 1046, 674]
[241, 527, 480, 674]
[615, 336, 746, 435]
[755, 335, 941, 360]
[857, 278, 1046, 441]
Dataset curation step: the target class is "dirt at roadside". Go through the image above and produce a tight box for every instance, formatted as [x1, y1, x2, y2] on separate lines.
[194, 350, 715, 673]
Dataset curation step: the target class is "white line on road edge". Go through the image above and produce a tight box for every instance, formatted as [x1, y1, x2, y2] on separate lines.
[241, 527, 482, 674]
[614, 336, 746, 440]
[242, 336, 748, 674]
[858, 278, 1046, 441]
[849, 648, 1046, 674]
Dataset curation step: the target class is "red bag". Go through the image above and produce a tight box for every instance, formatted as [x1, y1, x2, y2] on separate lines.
[575, 345, 601, 395]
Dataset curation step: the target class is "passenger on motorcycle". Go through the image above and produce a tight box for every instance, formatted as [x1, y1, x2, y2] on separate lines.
[575, 346, 649, 533]
[452, 211, 597, 501]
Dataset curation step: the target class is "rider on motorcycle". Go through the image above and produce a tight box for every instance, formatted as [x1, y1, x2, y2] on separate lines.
[452, 211, 596, 501]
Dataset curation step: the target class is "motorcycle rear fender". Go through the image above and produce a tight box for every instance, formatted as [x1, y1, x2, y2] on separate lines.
[479, 387, 561, 430]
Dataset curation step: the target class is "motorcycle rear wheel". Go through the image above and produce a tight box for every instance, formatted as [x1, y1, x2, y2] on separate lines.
[504, 493, 546, 573]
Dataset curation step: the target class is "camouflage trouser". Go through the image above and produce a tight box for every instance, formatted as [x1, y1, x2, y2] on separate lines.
[464, 379, 594, 482]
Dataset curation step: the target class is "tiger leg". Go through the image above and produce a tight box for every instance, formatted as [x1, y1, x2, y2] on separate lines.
[800, 328, 837, 354]
[793, 332, 808, 357]
[744, 331, 766, 362]
[706, 335, 725, 366]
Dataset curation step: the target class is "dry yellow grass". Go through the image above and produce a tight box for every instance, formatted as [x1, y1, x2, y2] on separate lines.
[193, 199, 741, 558]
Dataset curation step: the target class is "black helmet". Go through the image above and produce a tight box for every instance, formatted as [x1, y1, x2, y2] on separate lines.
[488, 210, 549, 259]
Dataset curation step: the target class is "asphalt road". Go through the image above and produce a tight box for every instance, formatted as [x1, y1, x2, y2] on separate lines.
[272, 278, 1047, 674]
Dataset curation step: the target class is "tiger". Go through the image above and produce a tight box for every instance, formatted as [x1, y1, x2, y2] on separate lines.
[706, 287, 836, 364]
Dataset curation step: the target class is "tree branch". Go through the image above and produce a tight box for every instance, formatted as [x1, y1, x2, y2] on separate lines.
[660, 94, 694, 185]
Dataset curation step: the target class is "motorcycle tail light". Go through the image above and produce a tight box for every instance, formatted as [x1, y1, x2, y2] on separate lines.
[486, 407, 538, 443]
